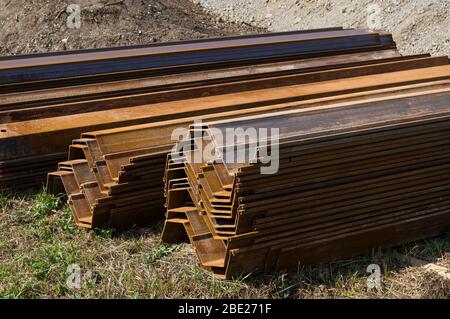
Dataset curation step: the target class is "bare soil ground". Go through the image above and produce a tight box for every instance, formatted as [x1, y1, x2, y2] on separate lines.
[0, 0, 262, 55]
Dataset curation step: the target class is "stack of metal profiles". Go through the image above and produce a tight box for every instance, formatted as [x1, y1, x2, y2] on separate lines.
[161, 87, 450, 279]
[12, 28, 445, 277]
[0, 28, 394, 90]
[5, 56, 450, 190]
[46, 63, 450, 229]
[4, 28, 450, 276]
[1, 28, 401, 189]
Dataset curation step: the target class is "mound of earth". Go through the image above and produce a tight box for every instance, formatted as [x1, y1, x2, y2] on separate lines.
[0, 0, 263, 56]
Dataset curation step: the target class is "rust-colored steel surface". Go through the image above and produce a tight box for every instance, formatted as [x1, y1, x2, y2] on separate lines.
[47, 78, 450, 230]
[1, 28, 404, 189]
[162, 90, 450, 278]
[2, 28, 449, 278]
[0, 28, 395, 90]
[0, 50, 405, 114]
[5, 64, 450, 188]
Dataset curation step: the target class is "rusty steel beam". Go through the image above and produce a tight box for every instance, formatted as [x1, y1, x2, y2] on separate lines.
[47, 81, 450, 230]
[161, 89, 450, 278]
[0, 28, 345, 62]
[0, 50, 404, 112]
[2, 29, 448, 279]
[4, 65, 447, 160]
[0, 29, 395, 89]
[2, 54, 447, 124]
[1, 63, 445, 189]
[0, 50, 404, 109]
[3, 41, 429, 189]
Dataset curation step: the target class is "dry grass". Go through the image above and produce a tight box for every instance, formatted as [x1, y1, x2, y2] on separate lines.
[0, 189, 449, 299]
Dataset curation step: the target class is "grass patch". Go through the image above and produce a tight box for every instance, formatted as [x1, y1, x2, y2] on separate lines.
[28, 218, 53, 241]
[142, 243, 180, 265]
[28, 242, 78, 281]
[0, 189, 448, 299]
[0, 192, 10, 208]
[56, 206, 81, 235]
[28, 189, 60, 219]
[94, 227, 114, 239]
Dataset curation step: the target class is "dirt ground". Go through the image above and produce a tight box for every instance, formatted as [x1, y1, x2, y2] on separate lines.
[1, 0, 448, 57]
[0, 0, 262, 55]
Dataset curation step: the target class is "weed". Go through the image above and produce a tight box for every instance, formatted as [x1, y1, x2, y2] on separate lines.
[56, 206, 80, 235]
[94, 227, 114, 239]
[142, 243, 179, 265]
[29, 219, 53, 241]
[28, 190, 60, 219]
[0, 192, 10, 209]
[28, 242, 78, 281]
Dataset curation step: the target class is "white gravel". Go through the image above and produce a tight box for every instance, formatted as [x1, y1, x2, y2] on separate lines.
[192, 0, 450, 57]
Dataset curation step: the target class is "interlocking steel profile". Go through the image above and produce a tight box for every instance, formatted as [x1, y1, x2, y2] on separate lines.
[0, 28, 402, 189]
[1, 28, 449, 278]
[162, 92, 450, 278]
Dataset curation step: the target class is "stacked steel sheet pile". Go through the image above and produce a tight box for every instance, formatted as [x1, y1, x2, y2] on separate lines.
[162, 87, 450, 279]
[33, 28, 450, 276]
[1, 28, 401, 189]
[46, 129, 174, 229]
[47, 62, 450, 230]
